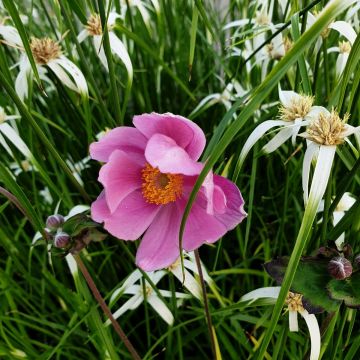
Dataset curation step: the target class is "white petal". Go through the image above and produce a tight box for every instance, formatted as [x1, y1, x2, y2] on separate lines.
[342, 124, 360, 137]
[108, 32, 133, 82]
[108, 12, 122, 27]
[0, 131, 14, 157]
[299, 310, 321, 360]
[158, 289, 190, 299]
[0, 123, 31, 157]
[305, 106, 330, 122]
[65, 205, 90, 219]
[329, 21, 357, 44]
[52, 56, 88, 95]
[302, 142, 319, 205]
[289, 310, 299, 332]
[147, 295, 174, 325]
[292, 118, 304, 145]
[336, 53, 348, 77]
[336, 192, 356, 212]
[47, 61, 78, 92]
[240, 286, 281, 302]
[171, 266, 202, 300]
[93, 35, 108, 70]
[65, 254, 78, 276]
[184, 254, 214, 286]
[238, 120, 289, 168]
[223, 19, 254, 30]
[0, 25, 23, 46]
[308, 145, 337, 206]
[77, 29, 89, 44]
[335, 233, 345, 250]
[107, 294, 143, 325]
[15, 56, 32, 101]
[189, 94, 221, 117]
[261, 126, 294, 153]
[110, 269, 143, 303]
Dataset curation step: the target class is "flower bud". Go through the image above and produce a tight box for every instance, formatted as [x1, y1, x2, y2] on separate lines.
[54, 231, 70, 248]
[46, 214, 65, 230]
[328, 257, 352, 280]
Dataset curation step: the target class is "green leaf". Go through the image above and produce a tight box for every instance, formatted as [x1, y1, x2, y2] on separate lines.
[265, 257, 341, 313]
[327, 272, 360, 308]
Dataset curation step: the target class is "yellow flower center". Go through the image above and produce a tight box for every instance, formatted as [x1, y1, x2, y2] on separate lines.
[141, 163, 183, 205]
[286, 292, 304, 312]
[30, 37, 61, 65]
[339, 41, 351, 54]
[279, 94, 314, 121]
[86, 14, 103, 36]
[307, 109, 349, 145]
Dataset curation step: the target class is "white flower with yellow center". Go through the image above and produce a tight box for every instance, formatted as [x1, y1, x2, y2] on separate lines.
[107, 269, 190, 326]
[238, 88, 322, 169]
[2, 26, 89, 100]
[300, 108, 360, 204]
[77, 12, 133, 82]
[241, 287, 321, 360]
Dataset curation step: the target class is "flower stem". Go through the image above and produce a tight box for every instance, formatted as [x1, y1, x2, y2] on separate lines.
[194, 249, 217, 359]
[73, 255, 141, 360]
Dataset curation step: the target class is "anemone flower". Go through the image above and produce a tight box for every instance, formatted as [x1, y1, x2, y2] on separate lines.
[241, 287, 321, 360]
[107, 269, 189, 325]
[300, 108, 360, 204]
[238, 88, 322, 169]
[90, 113, 247, 271]
[77, 13, 132, 79]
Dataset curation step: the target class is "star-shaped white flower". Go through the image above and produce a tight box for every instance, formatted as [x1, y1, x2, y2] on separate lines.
[241, 287, 321, 360]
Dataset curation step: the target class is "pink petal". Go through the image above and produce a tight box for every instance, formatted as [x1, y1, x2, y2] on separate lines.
[213, 175, 247, 229]
[145, 134, 203, 175]
[133, 112, 206, 160]
[136, 204, 182, 271]
[103, 190, 159, 240]
[91, 191, 110, 223]
[89, 127, 146, 163]
[98, 150, 143, 213]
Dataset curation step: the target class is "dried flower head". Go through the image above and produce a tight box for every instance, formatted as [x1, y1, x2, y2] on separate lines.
[339, 41, 351, 54]
[279, 94, 314, 121]
[307, 109, 349, 145]
[30, 37, 61, 65]
[283, 37, 293, 53]
[286, 292, 304, 312]
[86, 14, 103, 36]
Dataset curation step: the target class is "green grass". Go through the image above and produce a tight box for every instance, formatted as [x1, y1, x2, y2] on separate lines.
[0, 0, 359, 359]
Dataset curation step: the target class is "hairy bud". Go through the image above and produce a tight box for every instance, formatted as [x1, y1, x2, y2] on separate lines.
[328, 257, 352, 280]
[46, 214, 65, 230]
[54, 231, 70, 248]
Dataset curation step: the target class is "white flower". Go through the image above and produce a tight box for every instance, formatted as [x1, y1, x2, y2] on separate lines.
[77, 12, 133, 83]
[238, 88, 320, 169]
[2, 26, 88, 100]
[167, 252, 214, 300]
[107, 269, 190, 325]
[318, 192, 356, 249]
[241, 287, 321, 360]
[300, 108, 360, 204]
[66, 156, 91, 187]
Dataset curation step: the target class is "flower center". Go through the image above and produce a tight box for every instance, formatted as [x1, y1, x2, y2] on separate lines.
[141, 163, 183, 205]
[30, 37, 61, 65]
[339, 41, 351, 54]
[307, 109, 348, 145]
[255, 11, 270, 26]
[286, 292, 304, 312]
[86, 14, 103, 36]
[279, 94, 314, 121]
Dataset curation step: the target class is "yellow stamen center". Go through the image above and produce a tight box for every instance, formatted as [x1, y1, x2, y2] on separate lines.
[286, 292, 304, 312]
[141, 163, 183, 205]
[86, 14, 103, 36]
[30, 37, 61, 65]
[279, 94, 314, 121]
[339, 41, 351, 54]
[167, 258, 181, 271]
[307, 109, 349, 145]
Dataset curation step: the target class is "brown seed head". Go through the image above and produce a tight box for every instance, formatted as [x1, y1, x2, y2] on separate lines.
[279, 94, 314, 121]
[307, 109, 349, 145]
[86, 14, 103, 36]
[30, 37, 61, 65]
[286, 292, 304, 312]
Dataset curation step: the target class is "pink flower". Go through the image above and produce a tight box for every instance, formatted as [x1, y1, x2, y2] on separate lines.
[90, 113, 247, 271]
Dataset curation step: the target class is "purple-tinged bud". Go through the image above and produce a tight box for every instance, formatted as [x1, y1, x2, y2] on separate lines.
[354, 255, 360, 268]
[46, 214, 65, 230]
[54, 231, 70, 248]
[328, 257, 352, 280]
